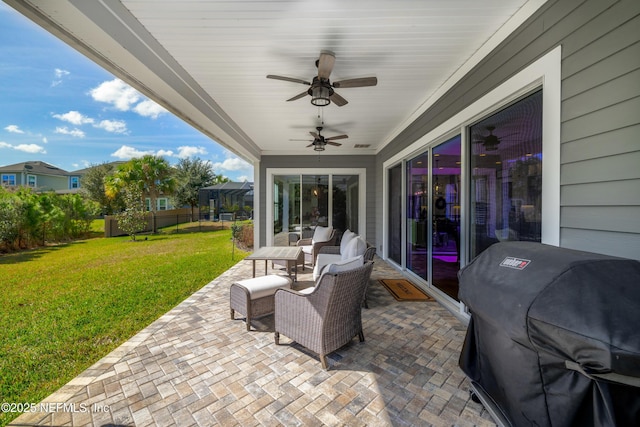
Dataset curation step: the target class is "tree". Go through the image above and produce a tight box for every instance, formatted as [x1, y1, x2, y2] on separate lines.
[105, 155, 175, 232]
[80, 162, 124, 215]
[116, 185, 148, 241]
[172, 157, 227, 221]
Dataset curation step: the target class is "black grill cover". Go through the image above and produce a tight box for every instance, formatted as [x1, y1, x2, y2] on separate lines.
[458, 242, 640, 427]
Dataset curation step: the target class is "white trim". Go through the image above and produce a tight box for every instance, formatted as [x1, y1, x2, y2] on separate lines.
[379, 0, 549, 153]
[266, 168, 367, 247]
[381, 46, 562, 313]
[252, 160, 260, 250]
[384, 45, 562, 247]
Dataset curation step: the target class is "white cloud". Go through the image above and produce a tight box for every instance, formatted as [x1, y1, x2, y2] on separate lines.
[111, 145, 154, 159]
[212, 157, 252, 172]
[16, 144, 46, 153]
[133, 99, 166, 119]
[90, 79, 140, 111]
[0, 141, 47, 154]
[177, 146, 207, 158]
[4, 125, 24, 134]
[51, 68, 70, 87]
[90, 79, 166, 119]
[95, 119, 127, 134]
[235, 175, 250, 182]
[156, 149, 175, 157]
[52, 111, 94, 125]
[42, 137, 48, 143]
[55, 127, 85, 138]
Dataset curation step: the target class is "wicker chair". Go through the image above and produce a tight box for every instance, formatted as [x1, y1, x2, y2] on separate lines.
[296, 227, 337, 267]
[315, 242, 376, 308]
[274, 261, 374, 370]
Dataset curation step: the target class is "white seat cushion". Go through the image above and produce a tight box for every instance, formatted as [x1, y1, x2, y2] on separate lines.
[235, 275, 292, 299]
[318, 255, 364, 283]
[313, 253, 342, 280]
[342, 235, 367, 260]
[340, 229, 356, 254]
[301, 245, 313, 255]
[311, 225, 333, 244]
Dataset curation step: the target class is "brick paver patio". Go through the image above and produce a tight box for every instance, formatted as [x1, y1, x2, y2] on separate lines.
[11, 256, 495, 426]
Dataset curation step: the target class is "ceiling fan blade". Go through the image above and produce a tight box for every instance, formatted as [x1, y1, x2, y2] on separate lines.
[333, 77, 378, 88]
[306, 143, 315, 148]
[309, 131, 319, 138]
[317, 50, 335, 79]
[325, 134, 348, 141]
[330, 91, 348, 106]
[287, 91, 309, 102]
[327, 141, 342, 147]
[267, 75, 311, 85]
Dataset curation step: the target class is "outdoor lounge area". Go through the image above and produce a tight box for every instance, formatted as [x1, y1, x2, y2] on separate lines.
[11, 257, 494, 427]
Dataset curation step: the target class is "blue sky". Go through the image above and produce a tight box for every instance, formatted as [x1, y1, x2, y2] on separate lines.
[0, 3, 253, 182]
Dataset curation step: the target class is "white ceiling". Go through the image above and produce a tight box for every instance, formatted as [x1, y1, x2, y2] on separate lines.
[8, 0, 544, 162]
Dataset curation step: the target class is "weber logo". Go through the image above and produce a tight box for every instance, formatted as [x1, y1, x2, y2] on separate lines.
[500, 257, 531, 270]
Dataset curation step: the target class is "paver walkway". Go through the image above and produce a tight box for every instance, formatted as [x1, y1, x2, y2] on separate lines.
[11, 256, 495, 426]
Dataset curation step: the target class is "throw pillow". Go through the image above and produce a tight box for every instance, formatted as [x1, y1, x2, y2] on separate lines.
[312, 225, 333, 244]
[342, 235, 367, 260]
[340, 229, 356, 254]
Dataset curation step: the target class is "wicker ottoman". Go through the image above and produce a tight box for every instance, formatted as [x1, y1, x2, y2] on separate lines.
[230, 275, 292, 331]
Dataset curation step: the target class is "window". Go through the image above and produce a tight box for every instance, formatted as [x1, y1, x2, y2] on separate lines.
[157, 198, 168, 211]
[70, 176, 79, 189]
[1, 174, 16, 186]
[27, 175, 36, 188]
[470, 90, 543, 258]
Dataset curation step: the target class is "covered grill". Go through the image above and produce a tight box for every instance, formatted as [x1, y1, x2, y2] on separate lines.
[458, 241, 640, 427]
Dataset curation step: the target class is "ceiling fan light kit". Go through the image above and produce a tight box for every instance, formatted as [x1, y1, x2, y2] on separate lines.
[267, 50, 377, 108]
[310, 81, 333, 106]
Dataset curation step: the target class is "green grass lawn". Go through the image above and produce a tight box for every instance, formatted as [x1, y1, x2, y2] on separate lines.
[0, 223, 249, 426]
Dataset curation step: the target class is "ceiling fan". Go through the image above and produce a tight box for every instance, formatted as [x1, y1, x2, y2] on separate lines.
[473, 125, 516, 151]
[267, 50, 377, 107]
[291, 126, 348, 151]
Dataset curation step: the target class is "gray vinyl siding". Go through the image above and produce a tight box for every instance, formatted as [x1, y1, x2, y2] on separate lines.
[376, 0, 640, 260]
[259, 155, 376, 247]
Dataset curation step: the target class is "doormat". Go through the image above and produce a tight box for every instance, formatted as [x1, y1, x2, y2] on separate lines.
[379, 279, 434, 301]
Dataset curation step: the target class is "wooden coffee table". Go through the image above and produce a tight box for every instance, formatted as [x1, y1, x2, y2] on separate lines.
[245, 246, 303, 281]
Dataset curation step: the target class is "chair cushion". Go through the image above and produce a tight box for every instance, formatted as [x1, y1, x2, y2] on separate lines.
[313, 253, 342, 281]
[312, 226, 333, 244]
[342, 235, 367, 260]
[234, 275, 292, 299]
[339, 229, 356, 254]
[319, 255, 364, 282]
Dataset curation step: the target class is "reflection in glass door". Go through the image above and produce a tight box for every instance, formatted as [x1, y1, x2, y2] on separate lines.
[406, 153, 428, 279]
[431, 136, 461, 300]
[388, 165, 402, 265]
[470, 90, 543, 258]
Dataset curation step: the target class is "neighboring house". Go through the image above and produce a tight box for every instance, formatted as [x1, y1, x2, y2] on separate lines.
[199, 181, 253, 220]
[0, 161, 76, 193]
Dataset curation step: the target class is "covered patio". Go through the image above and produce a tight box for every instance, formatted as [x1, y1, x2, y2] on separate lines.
[11, 258, 494, 427]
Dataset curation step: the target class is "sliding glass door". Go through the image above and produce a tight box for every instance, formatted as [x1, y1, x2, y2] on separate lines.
[272, 173, 360, 246]
[431, 136, 461, 300]
[406, 152, 428, 279]
[470, 90, 543, 258]
[387, 89, 543, 305]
